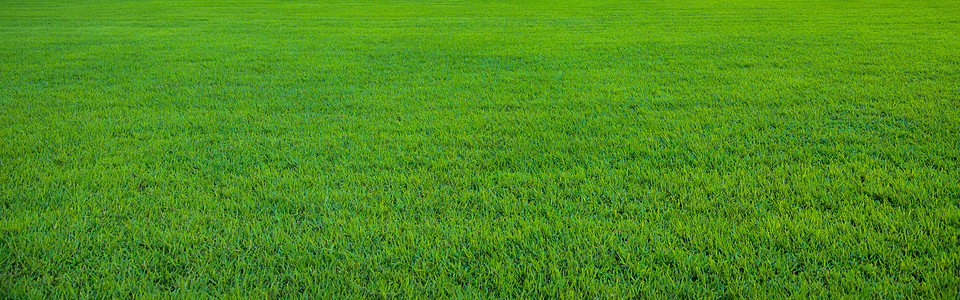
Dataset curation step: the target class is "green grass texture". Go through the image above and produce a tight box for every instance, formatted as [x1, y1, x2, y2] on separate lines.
[2, 0, 959, 298]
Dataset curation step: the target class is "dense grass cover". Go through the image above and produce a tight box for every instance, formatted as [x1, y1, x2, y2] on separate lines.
[2, 0, 959, 298]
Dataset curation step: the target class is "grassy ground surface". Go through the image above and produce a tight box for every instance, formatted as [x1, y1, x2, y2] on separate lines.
[2, 0, 959, 298]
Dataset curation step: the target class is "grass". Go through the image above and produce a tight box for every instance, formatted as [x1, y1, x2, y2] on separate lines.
[1, 0, 959, 298]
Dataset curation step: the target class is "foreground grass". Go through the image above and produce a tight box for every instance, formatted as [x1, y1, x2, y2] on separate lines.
[2, 0, 959, 298]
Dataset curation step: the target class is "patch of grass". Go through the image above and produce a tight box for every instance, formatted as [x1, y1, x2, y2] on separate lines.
[2, 0, 959, 298]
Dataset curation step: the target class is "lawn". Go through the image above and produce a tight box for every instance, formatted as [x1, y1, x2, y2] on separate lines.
[1, 0, 959, 298]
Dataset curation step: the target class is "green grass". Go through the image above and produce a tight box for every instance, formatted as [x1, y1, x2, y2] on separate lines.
[2, 0, 959, 298]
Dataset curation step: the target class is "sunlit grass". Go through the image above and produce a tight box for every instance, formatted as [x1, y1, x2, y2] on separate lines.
[1, 0, 959, 298]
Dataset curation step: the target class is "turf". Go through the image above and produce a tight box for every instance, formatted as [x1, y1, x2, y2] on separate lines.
[2, 0, 959, 298]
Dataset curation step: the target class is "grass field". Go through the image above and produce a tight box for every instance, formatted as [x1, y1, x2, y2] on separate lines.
[2, 0, 959, 298]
